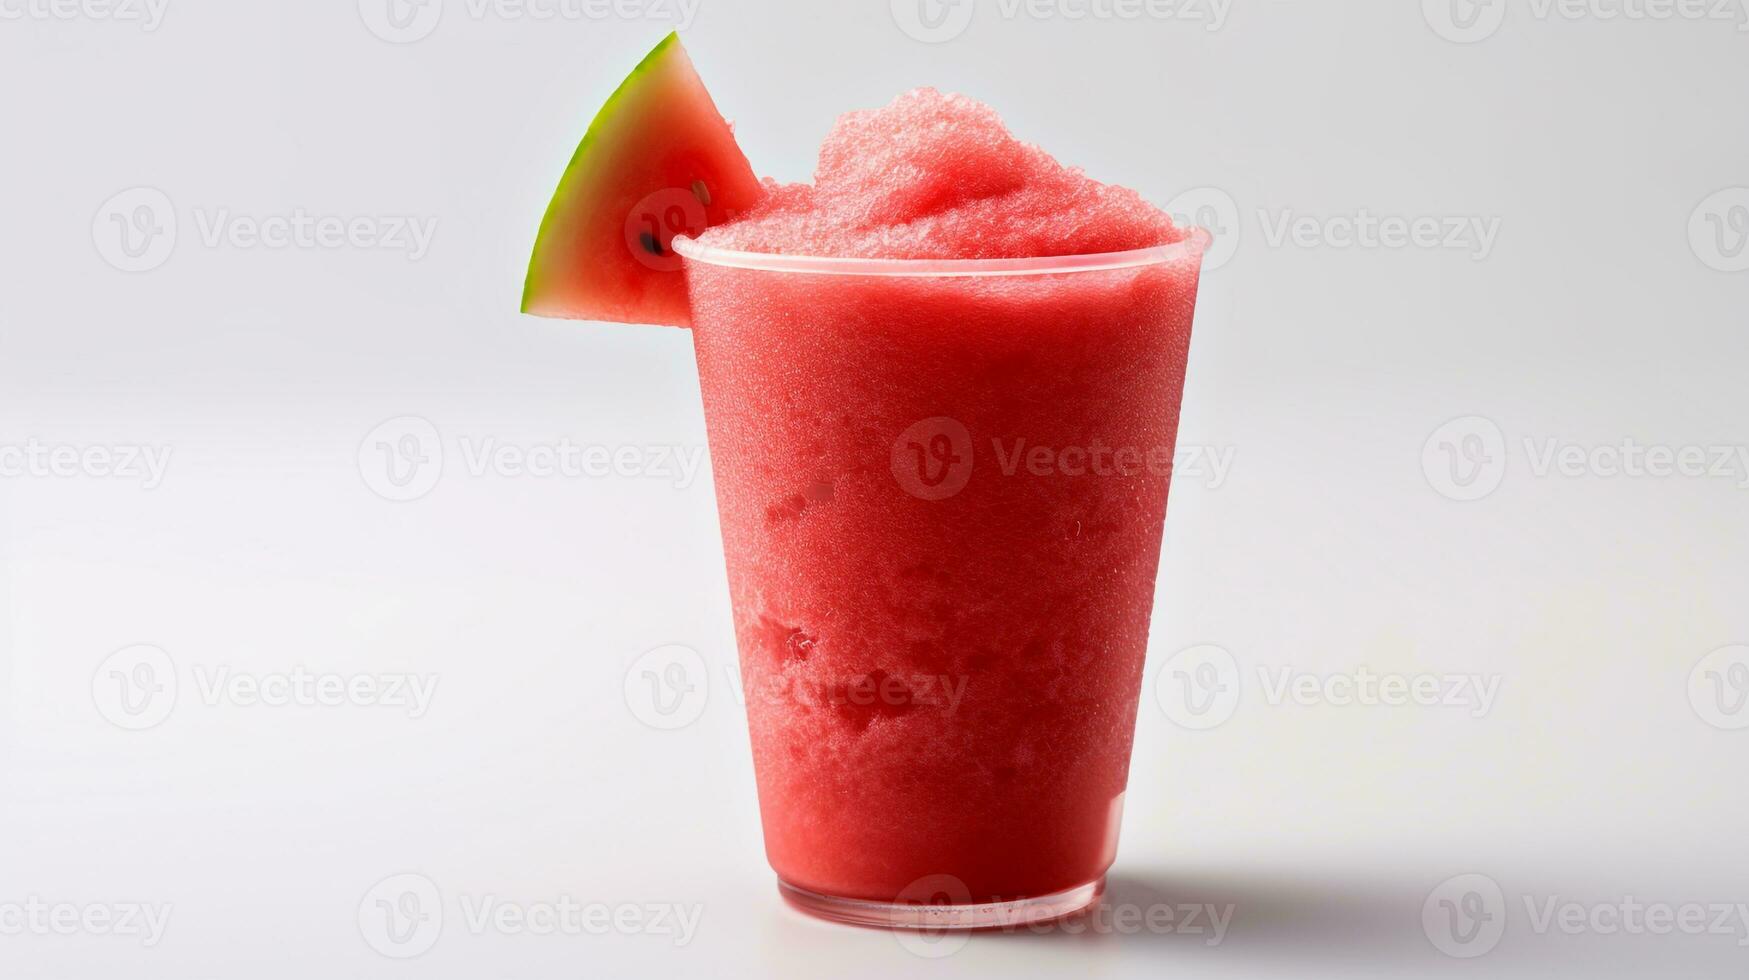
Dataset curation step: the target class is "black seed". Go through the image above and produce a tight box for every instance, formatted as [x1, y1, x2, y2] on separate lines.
[639, 231, 665, 256]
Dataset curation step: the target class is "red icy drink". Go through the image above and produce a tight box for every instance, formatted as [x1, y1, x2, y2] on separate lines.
[678, 91, 1209, 927]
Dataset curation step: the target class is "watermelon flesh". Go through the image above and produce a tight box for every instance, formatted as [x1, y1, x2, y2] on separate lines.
[521, 32, 764, 327]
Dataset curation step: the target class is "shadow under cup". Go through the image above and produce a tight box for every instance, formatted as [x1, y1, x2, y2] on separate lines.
[675, 232, 1209, 929]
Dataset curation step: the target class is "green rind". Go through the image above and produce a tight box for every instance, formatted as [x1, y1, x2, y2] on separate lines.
[520, 31, 682, 314]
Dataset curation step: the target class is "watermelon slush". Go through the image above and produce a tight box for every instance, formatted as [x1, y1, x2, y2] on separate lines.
[679, 91, 1207, 926]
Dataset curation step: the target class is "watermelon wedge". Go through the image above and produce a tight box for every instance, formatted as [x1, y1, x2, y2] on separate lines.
[522, 33, 764, 327]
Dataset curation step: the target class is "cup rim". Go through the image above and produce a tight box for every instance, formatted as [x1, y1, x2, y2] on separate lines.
[670, 227, 1211, 278]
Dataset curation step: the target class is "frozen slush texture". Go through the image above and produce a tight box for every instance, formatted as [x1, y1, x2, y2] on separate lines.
[689, 257, 1202, 902]
[686, 87, 1204, 905]
[696, 89, 1187, 259]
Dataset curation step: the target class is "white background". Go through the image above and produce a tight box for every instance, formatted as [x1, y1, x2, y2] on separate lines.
[3, 0, 1747, 976]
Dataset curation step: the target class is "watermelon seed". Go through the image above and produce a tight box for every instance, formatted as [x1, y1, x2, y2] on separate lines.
[638, 231, 665, 256]
[691, 180, 712, 207]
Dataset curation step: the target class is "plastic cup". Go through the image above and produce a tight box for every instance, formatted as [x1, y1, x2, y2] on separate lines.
[675, 231, 1209, 929]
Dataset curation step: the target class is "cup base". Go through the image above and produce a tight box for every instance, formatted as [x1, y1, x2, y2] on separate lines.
[778, 876, 1105, 931]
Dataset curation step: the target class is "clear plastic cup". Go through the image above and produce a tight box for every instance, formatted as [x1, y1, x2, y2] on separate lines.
[675, 231, 1210, 928]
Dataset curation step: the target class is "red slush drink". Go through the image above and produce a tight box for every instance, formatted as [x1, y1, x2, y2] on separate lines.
[680, 91, 1207, 927]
